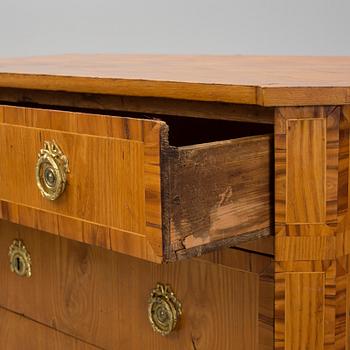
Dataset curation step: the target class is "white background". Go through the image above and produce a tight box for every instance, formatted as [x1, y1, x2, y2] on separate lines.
[0, 0, 349, 57]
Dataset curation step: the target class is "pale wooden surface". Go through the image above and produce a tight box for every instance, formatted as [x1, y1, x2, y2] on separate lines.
[0, 105, 164, 263]
[0, 307, 99, 350]
[236, 236, 274, 255]
[201, 247, 274, 350]
[274, 105, 350, 349]
[0, 220, 273, 350]
[0, 55, 350, 106]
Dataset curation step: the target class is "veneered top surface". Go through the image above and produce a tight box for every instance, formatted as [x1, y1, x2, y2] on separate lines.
[0, 54, 349, 106]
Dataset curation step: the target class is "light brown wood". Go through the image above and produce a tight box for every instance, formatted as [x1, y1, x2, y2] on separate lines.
[0, 55, 350, 106]
[274, 106, 350, 349]
[285, 273, 325, 349]
[0, 219, 274, 350]
[0, 105, 164, 263]
[0, 307, 99, 350]
[275, 236, 335, 261]
[0, 105, 273, 263]
[286, 118, 326, 223]
[236, 236, 274, 255]
[200, 247, 274, 350]
[3, 54, 350, 349]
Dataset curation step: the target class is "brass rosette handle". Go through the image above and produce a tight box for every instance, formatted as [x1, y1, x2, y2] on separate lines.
[35, 140, 69, 201]
[9, 240, 32, 278]
[148, 283, 182, 336]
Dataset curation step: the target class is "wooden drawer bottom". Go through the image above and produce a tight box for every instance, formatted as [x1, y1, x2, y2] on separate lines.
[0, 307, 98, 350]
[0, 220, 274, 350]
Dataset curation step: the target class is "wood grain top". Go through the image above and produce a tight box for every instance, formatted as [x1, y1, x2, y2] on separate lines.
[0, 54, 350, 106]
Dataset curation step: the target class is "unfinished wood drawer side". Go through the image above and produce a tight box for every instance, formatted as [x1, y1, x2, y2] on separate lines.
[164, 135, 273, 260]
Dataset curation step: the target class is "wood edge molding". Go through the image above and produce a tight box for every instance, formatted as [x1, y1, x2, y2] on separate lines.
[260, 86, 350, 107]
[0, 73, 257, 105]
[0, 87, 275, 124]
[159, 123, 173, 262]
[1, 74, 350, 107]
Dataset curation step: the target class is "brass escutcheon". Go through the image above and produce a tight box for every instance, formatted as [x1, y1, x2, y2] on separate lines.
[35, 140, 69, 201]
[9, 240, 32, 278]
[148, 283, 182, 336]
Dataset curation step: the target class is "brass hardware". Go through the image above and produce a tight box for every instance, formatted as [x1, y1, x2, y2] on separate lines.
[35, 140, 69, 201]
[148, 283, 182, 336]
[9, 240, 32, 278]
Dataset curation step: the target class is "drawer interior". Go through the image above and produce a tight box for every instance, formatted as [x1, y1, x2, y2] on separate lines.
[156, 114, 273, 147]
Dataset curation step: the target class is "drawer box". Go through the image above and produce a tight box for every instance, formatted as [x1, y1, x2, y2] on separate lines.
[0, 220, 274, 350]
[0, 105, 272, 263]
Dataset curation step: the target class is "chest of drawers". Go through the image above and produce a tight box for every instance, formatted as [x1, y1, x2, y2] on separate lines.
[0, 55, 349, 349]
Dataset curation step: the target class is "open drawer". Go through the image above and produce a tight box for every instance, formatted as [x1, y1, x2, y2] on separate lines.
[0, 105, 273, 263]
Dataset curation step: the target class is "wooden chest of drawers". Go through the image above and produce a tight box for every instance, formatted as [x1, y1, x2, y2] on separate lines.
[0, 54, 349, 349]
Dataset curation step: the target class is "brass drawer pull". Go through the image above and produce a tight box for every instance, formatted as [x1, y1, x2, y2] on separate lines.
[9, 240, 32, 278]
[148, 283, 182, 336]
[35, 140, 69, 201]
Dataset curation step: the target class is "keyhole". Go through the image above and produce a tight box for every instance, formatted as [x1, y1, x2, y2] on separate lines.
[9, 240, 32, 278]
[15, 256, 22, 272]
[12, 255, 25, 276]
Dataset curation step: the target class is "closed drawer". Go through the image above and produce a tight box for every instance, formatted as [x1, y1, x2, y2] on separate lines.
[0, 105, 272, 263]
[0, 220, 274, 350]
[0, 307, 98, 350]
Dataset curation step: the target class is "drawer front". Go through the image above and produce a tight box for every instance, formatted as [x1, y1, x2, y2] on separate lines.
[0, 220, 273, 350]
[0, 307, 99, 350]
[0, 105, 164, 263]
